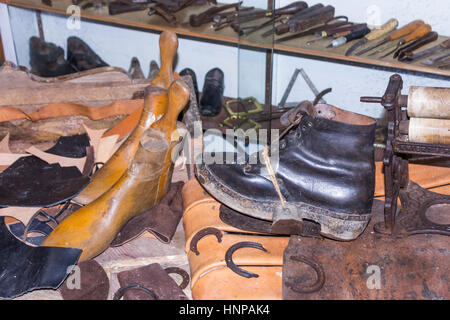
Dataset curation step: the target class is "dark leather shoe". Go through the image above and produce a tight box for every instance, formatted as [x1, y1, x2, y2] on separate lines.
[196, 103, 377, 240]
[29, 36, 75, 77]
[67, 36, 108, 72]
[200, 67, 224, 116]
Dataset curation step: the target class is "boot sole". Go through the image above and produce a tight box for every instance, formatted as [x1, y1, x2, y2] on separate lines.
[196, 164, 371, 241]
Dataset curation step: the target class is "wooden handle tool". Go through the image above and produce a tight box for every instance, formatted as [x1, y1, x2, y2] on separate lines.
[357, 20, 424, 56]
[379, 23, 431, 58]
[345, 18, 398, 56]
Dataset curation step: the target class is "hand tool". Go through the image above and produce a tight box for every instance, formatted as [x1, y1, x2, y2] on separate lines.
[421, 51, 450, 66]
[278, 5, 335, 35]
[395, 31, 439, 60]
[402, 39, 450, 62]
[306, 23, 364, 45]
[378, 24, 431, 58]
[189, 2, 241, 27]
[345, 18, 398, 56]
[326, 24, 371, 48]
[109, 2, 148, 15]
[276, 16, 348, 43]
[262, 3, 324, 37]
[356, 20, 424, 56]
[149, 4, 178, 25]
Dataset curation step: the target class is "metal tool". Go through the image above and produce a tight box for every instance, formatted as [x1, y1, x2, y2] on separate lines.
[403, 39, 450, 62]
[276, 16, 349, 43]
[279, 68, 328, 109]
[326, 24, 371, 48]
[345, 18, 398, 56]
[306, 23, 364, 45]
[379, 24, 432, 58]
[421, 51, 450, 66]
[395, 31, 439, 60]
[356, 20, 424, 56]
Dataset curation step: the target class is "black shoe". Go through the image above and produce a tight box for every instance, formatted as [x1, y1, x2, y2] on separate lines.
[67, 36, 108, 72]
[196, 103, 377, 240]
[29, 36, 75, 77]
[199, 68, 224, 117]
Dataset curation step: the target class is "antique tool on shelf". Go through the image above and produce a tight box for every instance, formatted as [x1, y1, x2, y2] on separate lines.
[402, 39, 450, 62]
[345, 18, 398, 56]
[213, 2, 307, 33]
[109, 1, 150, 15]
[360, 74, 450, 237]
[305, 23, 363, 46]
[378, 24, 432, 58]
[326, 24, 371, 48]
[421, 52, 450, 67]
[276, 16, 349, 43]
[148, 3, 178, 24]
[275, 5, 335, 36]
[368, 23, 431, 57]
[263, 3, 332, 37]
[396, 31, 439, 60]
[356, 20, 424, 56]
[189, 2, 241, 27]
[220, 97, 264, 130]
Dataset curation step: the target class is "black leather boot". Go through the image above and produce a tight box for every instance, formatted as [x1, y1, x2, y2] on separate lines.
[29, 37, 75, 77]
[67, 36, 108, 72]
[195, 104, 377, 240]
[199, 67, 224, 117]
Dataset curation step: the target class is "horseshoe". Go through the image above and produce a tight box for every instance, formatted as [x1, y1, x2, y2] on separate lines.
[285, 254, 325, 294]
[164, 267, 190, 290]
[190, 227, 223, 256]
[113, 284, 159, 300]
[225, 242, 268, 279]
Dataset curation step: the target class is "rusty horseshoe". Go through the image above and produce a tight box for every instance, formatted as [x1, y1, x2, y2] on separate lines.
[225, 241, 268, 279]
[113, 284, 159, 300]
[190, 227, 223, 255]
[164, 267, 190, 290]
[285, 254, 325, 294]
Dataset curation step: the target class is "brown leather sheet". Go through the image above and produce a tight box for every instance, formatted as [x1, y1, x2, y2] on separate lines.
[116, 263, 189, 300]
[282, 200, 449, 300]
[111, 181, 184, 246]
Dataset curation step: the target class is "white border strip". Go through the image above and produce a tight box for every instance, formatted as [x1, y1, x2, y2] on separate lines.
[0, 3, 17, 64]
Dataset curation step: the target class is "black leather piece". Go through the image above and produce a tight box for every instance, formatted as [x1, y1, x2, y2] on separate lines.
[45, 134, 90, 158]
[0, 156, 90, 207]
[29, 37, 75, 77]
[204, 114, 376, 215]
[199, 68, 224, 117]
[0, 217, 82, 299]
[67, 36, 109, 72]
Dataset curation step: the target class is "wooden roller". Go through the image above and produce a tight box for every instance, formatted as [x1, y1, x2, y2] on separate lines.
[408, 117, 450, 145]
[407, 86, 450, 119]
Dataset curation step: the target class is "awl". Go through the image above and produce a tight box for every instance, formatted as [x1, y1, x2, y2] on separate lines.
[355, 20, 424, 56]
[345, 18, 398, 56]
[326, 24, 371, 48]
[378, 23, 431, 58]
